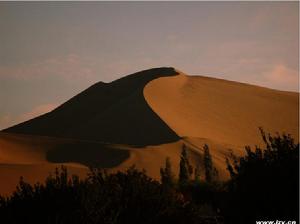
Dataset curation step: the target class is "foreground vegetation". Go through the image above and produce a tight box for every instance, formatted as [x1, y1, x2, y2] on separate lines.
[0, 129, 298, 224]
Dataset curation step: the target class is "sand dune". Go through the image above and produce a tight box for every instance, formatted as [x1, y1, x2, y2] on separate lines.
[0, 67, 298, 195]
[144, 71, 299, 147]
[4, 68, 179, 146]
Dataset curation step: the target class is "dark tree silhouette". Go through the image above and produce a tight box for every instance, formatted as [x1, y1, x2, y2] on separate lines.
[223, 128, 299, 224]
[160, 157, 175, 189]
[204, 144, 213, 182]
[194, 165, 201, 183]
[179, 144, 193, 186]
[193, 147, 202, 183]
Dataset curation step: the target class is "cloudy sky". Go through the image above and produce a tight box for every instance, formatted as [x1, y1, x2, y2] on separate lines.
[0, 2, 299, 129]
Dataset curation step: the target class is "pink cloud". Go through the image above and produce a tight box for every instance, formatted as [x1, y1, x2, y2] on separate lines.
[18, 103, 59, 122]
[262, 64, 299, 91]
[0, 114, 13, 130]
[0, 103, 59, 130]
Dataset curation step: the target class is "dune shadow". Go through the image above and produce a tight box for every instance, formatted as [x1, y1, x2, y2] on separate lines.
[46, 141, 129, 168]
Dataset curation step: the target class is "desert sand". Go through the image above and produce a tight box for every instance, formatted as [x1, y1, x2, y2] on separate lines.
[144, 70, 299, 147]
[0, 67, 298, 195]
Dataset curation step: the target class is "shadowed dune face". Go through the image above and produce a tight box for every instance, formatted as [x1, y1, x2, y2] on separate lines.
[144, 71, 299, 147]
[3, 67, 179, 146]
[47, 142, 129, 168]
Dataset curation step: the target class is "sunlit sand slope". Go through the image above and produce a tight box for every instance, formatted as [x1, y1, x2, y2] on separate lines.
[143, 71, 298, 181]
[144, 71, 299, 148]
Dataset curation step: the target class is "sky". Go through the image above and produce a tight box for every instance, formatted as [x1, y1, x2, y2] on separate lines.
[0, 1, 299, 129]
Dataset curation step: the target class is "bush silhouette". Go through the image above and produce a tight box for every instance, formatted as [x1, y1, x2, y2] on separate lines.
[0, 166, 213, 224]
[223, 128, 299, 224]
